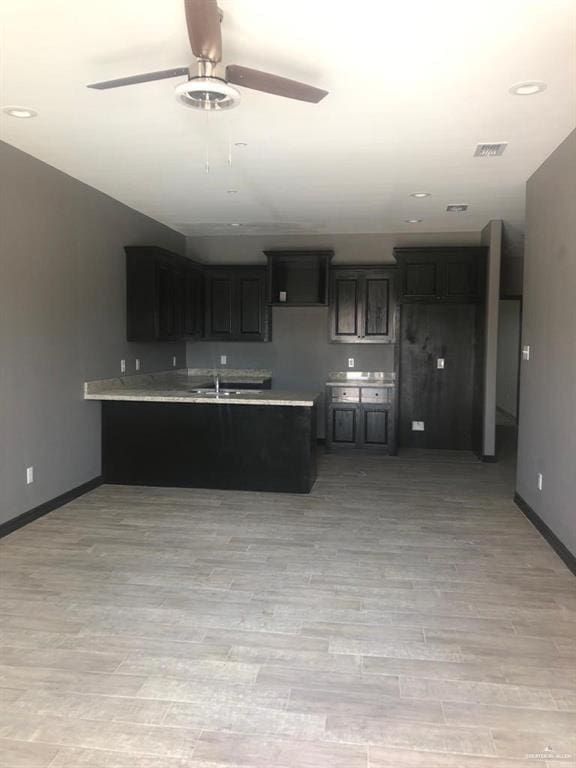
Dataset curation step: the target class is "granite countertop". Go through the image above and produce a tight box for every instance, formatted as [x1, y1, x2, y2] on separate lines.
[84, 369, 318, 407]
[326, 371, 396, 387]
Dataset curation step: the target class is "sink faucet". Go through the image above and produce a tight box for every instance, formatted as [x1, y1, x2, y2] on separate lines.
[214, 372, 220, 394]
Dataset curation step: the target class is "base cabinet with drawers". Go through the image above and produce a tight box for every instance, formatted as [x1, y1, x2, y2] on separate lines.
[326, 385, 396, 453]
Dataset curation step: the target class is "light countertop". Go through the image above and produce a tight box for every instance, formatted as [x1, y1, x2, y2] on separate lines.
[84, 369, 318, 407]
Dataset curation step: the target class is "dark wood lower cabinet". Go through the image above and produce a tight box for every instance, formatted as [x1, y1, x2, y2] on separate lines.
[326, 396, 395, 453]
[102, 401, 317, 494]
[363, 406, 389, 446]
[330, 406, 358, 444]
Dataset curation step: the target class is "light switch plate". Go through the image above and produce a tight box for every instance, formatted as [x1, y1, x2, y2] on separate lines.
[437, 358, 445, 369]
[172, 356, 177, 367]
[135, 358, 140, 371]
[522, 345, 530, 361]
[348, 358, 355, 369]
[279, 291, 287, 303]
[412, 421, 425, 431]
[120, 359, 126, 373]
[220, 355, 227, 365]
[537, 473, 543, 491]
[26, 466, 34, 484]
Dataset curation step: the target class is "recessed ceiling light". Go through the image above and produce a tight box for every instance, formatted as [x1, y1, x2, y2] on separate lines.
[446, 204, 469, 212]
[227, 189, 238, 195]
[405, 218, 422, 224]
[234, 142, 248, 147]
[410, 192, 430, 198]
[3, 106, 37, 119]
[509, 81, 547, 96]
[228, 223, 242, 227]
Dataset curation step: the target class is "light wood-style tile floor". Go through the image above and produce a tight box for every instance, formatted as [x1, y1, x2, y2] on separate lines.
[1, 446, 575, 767]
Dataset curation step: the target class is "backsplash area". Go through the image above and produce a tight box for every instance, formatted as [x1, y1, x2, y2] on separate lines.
[187, 306, 395, 436]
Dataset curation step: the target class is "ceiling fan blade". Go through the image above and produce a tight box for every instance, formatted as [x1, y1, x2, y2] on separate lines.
[184, 0, 222, 63]
[87, 67, 190, 90]
[226, 65, 328, 103]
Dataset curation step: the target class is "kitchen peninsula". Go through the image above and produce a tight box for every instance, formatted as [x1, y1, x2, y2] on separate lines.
[85, 369, 319, 493]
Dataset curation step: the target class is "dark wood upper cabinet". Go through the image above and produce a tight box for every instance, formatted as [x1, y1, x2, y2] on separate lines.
[182, 263, 204, 338]
[126, 246, 202, 342]
[265, 250, 333, 306]
[204, 267, 270, 341]
[395, 247, 486, 303]
[156, 261, 178, 339]
[207, 275, 234, 338]
[330, 267, 397, 343]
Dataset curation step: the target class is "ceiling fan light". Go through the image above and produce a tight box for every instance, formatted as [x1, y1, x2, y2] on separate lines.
[175, 77, 240, 111]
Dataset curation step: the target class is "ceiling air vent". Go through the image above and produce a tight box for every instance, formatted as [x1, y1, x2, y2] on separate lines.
[474, 142, 508, 157]
[446, 204, 468, 212]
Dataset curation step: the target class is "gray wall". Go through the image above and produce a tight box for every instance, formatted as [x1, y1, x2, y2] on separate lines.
[187, 231, 482, 265]
[501, 222, 524, 297]
[481, 220, 503, 458]
[517, 129, 576, 556]
[496, 299, 521, 419]
[187, 307, 395, 438]
[0, 141, 186, 526]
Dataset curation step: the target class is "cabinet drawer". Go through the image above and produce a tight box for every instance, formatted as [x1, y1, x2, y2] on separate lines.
[331, 387, 360, 403]
[361, 387, 390, 403]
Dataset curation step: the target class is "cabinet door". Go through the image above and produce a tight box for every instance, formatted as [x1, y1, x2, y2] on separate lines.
[444, 256, 480, 301]
[396, 248, 485, 303]
[237, 273, 266, 339]
[206, 275, 234, 339]
[401, 260, 440, 301]
[399, 303, 477, 449]
[330, 271, 361, 341]
[329, 406, 358, 445]
[361, 271, 396, 342]
[331, 268, 396, 343]
[156, 262, 178, 339]
[204, 268, 269, 341]
[361, 406, 389, 447]
[183, 266, 203, 337]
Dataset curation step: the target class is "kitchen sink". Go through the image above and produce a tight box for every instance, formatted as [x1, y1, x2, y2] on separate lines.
[189, 388, 263, 396]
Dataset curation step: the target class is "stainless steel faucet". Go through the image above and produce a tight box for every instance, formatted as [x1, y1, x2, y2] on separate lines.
[214, 372, 220, 394]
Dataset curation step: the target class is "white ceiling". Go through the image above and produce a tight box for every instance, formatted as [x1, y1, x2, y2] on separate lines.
[1, 0, 575, 236]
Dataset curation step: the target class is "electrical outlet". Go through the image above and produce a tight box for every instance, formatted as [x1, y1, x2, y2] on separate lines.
[412, 421, 425, 431]
[348, 358, 355, 369]
[172, 356, 177, 367]
[135, 358, 140, 371]
[437, 358, 445, 369]
[537, 473, 543, 491]
[522, 345, 531, 361]
[26, 466, 34, 485]
[120, 359, 126, 373]
[220, 355, 227, 365]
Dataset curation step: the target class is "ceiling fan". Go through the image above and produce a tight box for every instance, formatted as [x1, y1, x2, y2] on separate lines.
[87, 0, 328, 110]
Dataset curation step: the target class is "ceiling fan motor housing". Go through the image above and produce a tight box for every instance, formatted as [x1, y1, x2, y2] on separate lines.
[175, 76, 240, 110]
